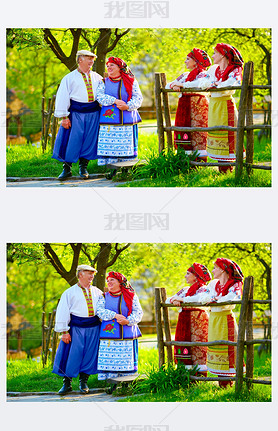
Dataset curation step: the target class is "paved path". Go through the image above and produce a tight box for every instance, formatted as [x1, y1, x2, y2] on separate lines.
[6, 175, 123, 188]
[7, 389, 123, 402]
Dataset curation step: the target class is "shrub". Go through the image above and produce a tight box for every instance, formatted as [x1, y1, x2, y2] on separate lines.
[133, 148, 199, 180]
[134, 362, 198, 394]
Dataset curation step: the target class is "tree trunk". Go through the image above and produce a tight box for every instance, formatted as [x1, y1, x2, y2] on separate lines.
[95, 29, 112, 76]
[93, 243, 112, 290]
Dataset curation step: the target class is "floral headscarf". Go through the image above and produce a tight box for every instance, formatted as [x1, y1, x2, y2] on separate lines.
[214, 43, 244, 81]
[186, 262, 211, 296]
[185, 48, 211, 82]
[214, 258, 244, 296]
[106, 271, 135, 315]
[106, 57, 135, 101]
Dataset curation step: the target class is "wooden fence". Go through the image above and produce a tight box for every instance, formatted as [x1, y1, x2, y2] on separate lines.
[41, 308, 58, 366]
[41, 94, 58, 152]
[154, 276, 271, 394]
[155, 61, 272, 181]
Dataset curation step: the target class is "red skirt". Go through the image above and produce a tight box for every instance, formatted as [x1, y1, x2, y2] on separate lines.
[174, 94, 209, 157]
[174, 308, 209, 370]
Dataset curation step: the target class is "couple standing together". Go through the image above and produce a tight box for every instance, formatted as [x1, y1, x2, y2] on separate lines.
[52, 265, 143, 395]
[52, 50, 143, 180]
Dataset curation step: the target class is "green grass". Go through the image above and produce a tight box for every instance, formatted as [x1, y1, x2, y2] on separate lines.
[120, 167, 271, 187]
[6, 132, 271, 187]
[121, 381, 271, 402]
[119, 348, 271, 402]
[7, 346, 271, 403]
[6, 146, 108, 177]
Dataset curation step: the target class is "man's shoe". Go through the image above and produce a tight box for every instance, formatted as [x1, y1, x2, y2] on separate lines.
[58, 377, 72, 395]
[79, 372, 90, 394]
[58, 163, 72, 180]
[79, 158, 89, 179]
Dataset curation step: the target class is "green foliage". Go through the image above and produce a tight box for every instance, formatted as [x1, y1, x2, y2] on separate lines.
[134, 362, 197, 394]
[121, 166, 271, 188]
[133, 148, 198, 180]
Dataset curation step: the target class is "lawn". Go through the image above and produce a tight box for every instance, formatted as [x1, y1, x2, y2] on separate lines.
[7, 344, 271, 402]
[6, 131, 271, 187]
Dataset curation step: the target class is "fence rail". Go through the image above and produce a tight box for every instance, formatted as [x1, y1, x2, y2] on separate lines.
[155, 62, 271, 181]
[155, 276, 271, 395]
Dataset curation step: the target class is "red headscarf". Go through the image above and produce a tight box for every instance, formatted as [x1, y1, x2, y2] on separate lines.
[214, 258, 244, 296]
[106, 271, 135, 316]
[185, 48, 212, 82]
[106, 57, 134, 101]
[214, 43, 244, 81]
[185, 262, 212, 297]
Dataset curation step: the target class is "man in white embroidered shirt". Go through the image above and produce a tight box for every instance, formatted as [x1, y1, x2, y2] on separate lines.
[52, 264, 103, 395]
[52, 50, 102, 180]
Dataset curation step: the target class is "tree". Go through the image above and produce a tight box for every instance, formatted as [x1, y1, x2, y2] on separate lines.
[7, 28, 133, 76]
[8, 242, 132, 290]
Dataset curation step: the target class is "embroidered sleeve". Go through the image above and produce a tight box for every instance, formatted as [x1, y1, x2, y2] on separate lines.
[217, 282, 242, 302]
[182, 71, 212, 89]
[185, 286, 212, 303]
[216, 67, 242, 88]
[54, 75, 71, 118]
[54, 290, 71, 332]
[96, 294, 117, 320]
[127, 294, 143, 325]
[165, 72, 189, 89]
[96, 80, 117, 106]
[127, 79, 143, 111]
[166, 287, 188, 304]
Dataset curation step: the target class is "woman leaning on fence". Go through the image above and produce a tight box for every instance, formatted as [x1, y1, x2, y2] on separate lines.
[165, 48, 212, 162]
[166, 263, 213, 377]
[207, 258, 245, 388]
[206, 43, 245, 173]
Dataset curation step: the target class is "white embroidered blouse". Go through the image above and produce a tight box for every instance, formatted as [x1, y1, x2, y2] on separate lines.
[96, 293, 143, 326]
[54, 69, 103, 117]
[54, 283, 103, 332]
[96, 79, 143, 111]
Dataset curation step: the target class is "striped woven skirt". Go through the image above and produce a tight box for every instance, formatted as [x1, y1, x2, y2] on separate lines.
[207, 95, 245, 161]
[207, 310, 245, 376]
[174, 94, 209, 158]
[174, 308, 209, 371]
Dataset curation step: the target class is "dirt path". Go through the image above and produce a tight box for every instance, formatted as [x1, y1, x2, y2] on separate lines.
[7, 389, 123, 402]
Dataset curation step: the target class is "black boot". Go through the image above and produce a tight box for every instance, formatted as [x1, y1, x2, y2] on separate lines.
[79, 372, 90, 394]
[58, 163, 72, 180]
[79, 158, 89, 179]
[58, 376, 72, 395]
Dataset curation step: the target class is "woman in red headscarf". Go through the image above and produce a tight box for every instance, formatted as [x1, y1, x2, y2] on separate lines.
[96, 271, 143, 380]
[207, 258, 245, 388]
[166, 263, 213, 376]
[96, 57, 143, 172]
[206, 43, 244, 172]
[166, 48, 212, 161]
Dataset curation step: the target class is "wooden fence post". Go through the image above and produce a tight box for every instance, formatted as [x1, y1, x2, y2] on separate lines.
[41, 97, 45, 150]
[235, 276, 251, 394]
[245, 276, 254, 390]
[154, 73, 165, 153]
[245, 62, 254, 176]
[235, 61, 252, 182]
[41, 311, 46, 365]
[43, 96, 56, 152]
[160, 73, 173, 150]
[154, 287, 165, 367]
[160, 288, 173, 363]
